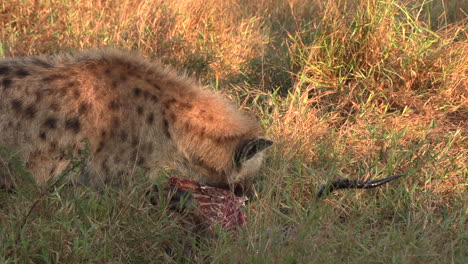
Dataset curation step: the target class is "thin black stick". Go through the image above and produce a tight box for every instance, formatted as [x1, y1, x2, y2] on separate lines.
[317, 174, 405, 199]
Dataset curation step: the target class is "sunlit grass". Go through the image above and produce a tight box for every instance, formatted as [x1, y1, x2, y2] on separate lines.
[1, 0, 466, 263]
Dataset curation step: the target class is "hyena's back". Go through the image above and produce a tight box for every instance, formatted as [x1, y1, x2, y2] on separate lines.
[0, 50, 271, 189]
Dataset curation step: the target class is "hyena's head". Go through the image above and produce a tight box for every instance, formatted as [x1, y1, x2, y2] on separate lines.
[193, 137, 273, 194]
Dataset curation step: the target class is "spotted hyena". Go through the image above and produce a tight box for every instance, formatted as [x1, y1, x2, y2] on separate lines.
[0, 49, 272, 190]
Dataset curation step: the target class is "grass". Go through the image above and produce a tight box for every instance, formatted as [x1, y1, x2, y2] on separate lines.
[1, 0, 467, 263]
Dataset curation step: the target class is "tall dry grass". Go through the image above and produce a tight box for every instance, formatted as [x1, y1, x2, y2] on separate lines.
[1, 0, 466, 263]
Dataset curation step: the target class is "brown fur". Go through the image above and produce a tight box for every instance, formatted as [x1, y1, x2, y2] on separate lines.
[0, 49, 271, 189]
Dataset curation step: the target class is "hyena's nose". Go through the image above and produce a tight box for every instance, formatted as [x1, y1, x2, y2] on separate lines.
[232, 183, 254, 199]
[217, 183, 246, 197]
[233, 184, 246, 197]
[213, 180, 253, 199]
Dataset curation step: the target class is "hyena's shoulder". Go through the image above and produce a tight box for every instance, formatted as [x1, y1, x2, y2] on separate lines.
[0, 49, 269, 189]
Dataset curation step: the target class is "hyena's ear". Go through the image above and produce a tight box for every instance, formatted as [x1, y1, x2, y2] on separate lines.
[234, 138, 273, 166]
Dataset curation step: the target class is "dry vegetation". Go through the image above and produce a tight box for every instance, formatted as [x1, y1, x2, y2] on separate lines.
[1, 0, 467, 263]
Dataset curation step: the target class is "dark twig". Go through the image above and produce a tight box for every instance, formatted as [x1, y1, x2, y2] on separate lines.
[317, 174, 405, 199]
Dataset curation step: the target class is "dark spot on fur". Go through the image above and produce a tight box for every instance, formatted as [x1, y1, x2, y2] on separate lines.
[66, 81, 77, 88]
[104, 68, 111, 76]
[58, 150, 66, 160]
[137, 156, 145, 166]
[24, 105, 37, 119]
[198, 127, 206, 138]
[120, 131, 128, 141]
[58, 87, 68, 96]
[101, 130, 107, 137]
[50, 102, 60, 112]
[49, 141, 58, 153]
[96, 141, 105, 153]
[11, 99, 22, 112]
[0, 66, 10, 75]
[35, 90, 43, 102]
[73, 84, 81, 100]
[39, 131, 47, 140]
[16, 69, 29, 77]
[65, 118, 81, 133]
[120, 75, 127, 82]
[130, 149, 137, 159]
[78, 102, 90, 115]
[108, 100, 120, 111]
[153, 84, 161, 91]
[133, 88, 141, 97]
[150, 95, 158, 103]
[111, 117, 120, 129]
[168, 113, 176, 122]
[111, 81, 119, 89]
[131, 136, 139, 147]
[43, 117, 58, 129]
[163, 119, 171, 139]
[143, 90, 151, 100]
[2, 78, 12, 89]
[164, 98, 176, 110]
[87, 64, 97, 71]
[42, 74, 67, 83]
[146, 113, 155, 124]
[136, 106, 144, 115]
[180, 102, 193, 110]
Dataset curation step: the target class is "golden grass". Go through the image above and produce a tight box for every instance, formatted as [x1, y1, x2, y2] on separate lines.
[1, 0, 467, 263]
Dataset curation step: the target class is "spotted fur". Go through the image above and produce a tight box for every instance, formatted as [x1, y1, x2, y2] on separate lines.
[0, 49, 272, 189]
